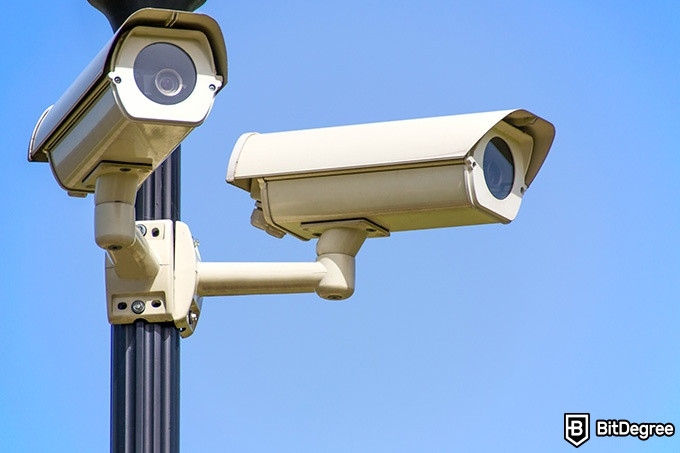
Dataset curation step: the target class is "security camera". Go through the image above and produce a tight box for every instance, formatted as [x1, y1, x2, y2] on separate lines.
[226, 109, 554, 240]
[28, 8, 227, 193]
[28, 8, 227, 250]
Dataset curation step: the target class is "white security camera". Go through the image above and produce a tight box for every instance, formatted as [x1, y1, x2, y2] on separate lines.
[226, 109, 554, 240]
[29, 8, 227, 193]
[28, 8, 227, 250]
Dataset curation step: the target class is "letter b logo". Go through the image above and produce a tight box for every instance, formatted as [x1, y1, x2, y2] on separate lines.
[565, 413, 590, 448]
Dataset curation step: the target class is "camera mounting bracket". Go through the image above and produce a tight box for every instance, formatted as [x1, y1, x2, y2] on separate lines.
[106, 219, 202, 337]
[105, 219, 371, 337]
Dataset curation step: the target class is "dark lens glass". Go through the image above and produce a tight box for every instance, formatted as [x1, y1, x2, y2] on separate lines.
[155, 69, 182, 96]
[133, 43, 196, 105]
[483, 137, 514, 199]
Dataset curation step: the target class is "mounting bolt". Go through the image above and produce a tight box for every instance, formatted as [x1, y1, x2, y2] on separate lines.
[131, 300, 146, 314]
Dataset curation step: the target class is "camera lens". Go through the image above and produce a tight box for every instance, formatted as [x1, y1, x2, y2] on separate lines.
[483, 137, 514, 199]
[133, 43, 196, 105]
[155, 69, 183, 96]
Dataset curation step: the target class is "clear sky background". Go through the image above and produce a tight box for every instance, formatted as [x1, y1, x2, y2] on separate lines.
[2, 1, 680, 452]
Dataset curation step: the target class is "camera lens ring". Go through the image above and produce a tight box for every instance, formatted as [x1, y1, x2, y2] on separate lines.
[482, 137, 515, 200]
[133, 42, 196, 105]
[154, 68, 183, 97]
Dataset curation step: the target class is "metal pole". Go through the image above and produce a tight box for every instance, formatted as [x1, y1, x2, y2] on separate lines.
[87, 1, 206, 451]
[110, 156, 181, 453]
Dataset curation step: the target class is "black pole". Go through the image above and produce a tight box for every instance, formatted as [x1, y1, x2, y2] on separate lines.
[87, 1, 206, 451]
[110, 156, 182, 453]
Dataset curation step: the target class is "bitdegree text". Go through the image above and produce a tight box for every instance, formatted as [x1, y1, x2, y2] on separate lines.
[596, 419, 675, 441]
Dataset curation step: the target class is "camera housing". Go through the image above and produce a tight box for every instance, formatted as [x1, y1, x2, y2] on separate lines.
[227, 109, 555, 240]
[28, 8, 228, 196]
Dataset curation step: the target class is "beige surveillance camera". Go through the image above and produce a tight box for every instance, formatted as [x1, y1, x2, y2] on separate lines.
[226, 109, 555, 240]
[28, 8, 227, 250]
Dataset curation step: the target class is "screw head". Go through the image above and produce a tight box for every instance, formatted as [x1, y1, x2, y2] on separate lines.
[131, 300, 146, 314]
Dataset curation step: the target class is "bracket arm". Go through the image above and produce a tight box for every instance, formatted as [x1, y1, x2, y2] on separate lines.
[197, 262, 327, 296]
[95, 171, 159, 279]
[196, 227, 367, 301]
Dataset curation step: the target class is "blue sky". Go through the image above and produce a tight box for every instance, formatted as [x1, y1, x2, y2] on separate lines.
[2, 1, 680, 452]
